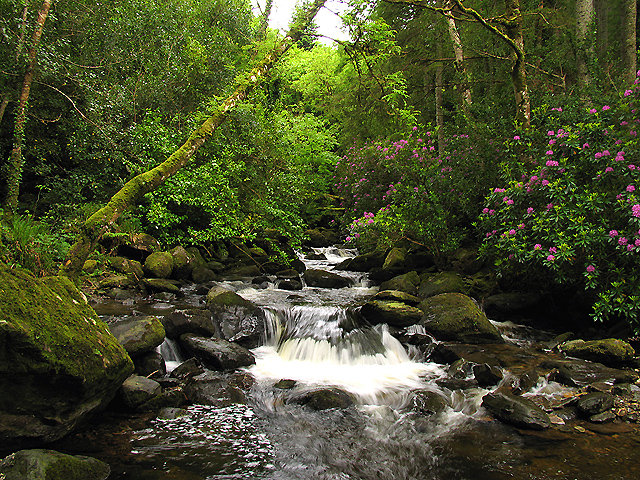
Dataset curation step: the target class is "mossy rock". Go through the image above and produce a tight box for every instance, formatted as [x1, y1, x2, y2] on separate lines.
[334, 250, 386, 272]
[108, 316, 166, 357]
[186, 247, 209, 270]
[382, 247, 407, 271]
[370, 290, 421, 307]
[0, 265, 134, 449]
[418, 293, 504, 344]
[559, 339, 636, 367]
[143, 251, 173, 279]
[206, 286, 254, 309]
[206, 287, 266, 348]
[82, 259, 98, 274]
[360, 300, 423, 328]
[0, 449, 110, 480]
[170, 246, 194, 279]
[106, 256, 144, 279]
[418, 272, 467, 298]
[379, 271, 420, 295]
[120, 374, 163, 410]
[98, 275, 137, 290]
[141, 278, 182, 295]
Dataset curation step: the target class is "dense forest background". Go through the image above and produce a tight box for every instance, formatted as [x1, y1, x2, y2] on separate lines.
[1, 0, 639, 327]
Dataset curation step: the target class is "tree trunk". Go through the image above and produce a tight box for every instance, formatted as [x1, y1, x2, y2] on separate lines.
[257, 0, 274, 39]
[622, 0, 636, 85]
[59, 0, 327, 281]
[444, 0, 472, 117]
[576, 0, 594, 90]
[0, 4, 29, 127]
[2, 0, 51, 215]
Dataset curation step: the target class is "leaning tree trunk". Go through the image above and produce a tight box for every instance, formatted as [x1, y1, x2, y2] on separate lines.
[59, 0, 327, 280]
[2, 0, 51, 215]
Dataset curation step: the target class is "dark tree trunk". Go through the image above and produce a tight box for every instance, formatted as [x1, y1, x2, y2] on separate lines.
[59, 0, 327, 281]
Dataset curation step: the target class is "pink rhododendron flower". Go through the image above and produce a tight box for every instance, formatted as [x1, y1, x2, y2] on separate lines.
[547, 255, 555, 261]
[602, 105, 611, 111]
[534, 244, 542, 250]
[609, 230, 619, 237]
[586, 265, 595, 273]
[590, 108, 597, 114]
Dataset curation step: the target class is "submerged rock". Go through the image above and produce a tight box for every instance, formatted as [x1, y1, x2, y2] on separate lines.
[0, 449, 110, 480]
[418, 293, 504, 344]
[482, 391, 551, 430]
[0, 265, 134, 450]
[559, 338, 636, 367]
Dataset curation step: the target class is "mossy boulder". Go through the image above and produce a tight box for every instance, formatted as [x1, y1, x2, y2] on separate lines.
[141, 278, 181, 295]
[206, 287, 267, 348]
[82, 259, 98, 274]
[0, 265, 134, 450]
[418, 293, 504, 344]
[359, 300, 423, 328]
[382, 247, 407, 271]
[97, 275, 137, 290]
[334, 250, 386, 272]
[143, 251, 173, 279]
[106, 256, 144, 279]
[559, 339, 636, 367]
[418, 272, 467, 298]
[120, 374, 163, 410]
[304, 269, 353, 289]
[0, 449, 110, 480]
[107, 316, 166, 357]
[379, 271, 421, 295]
[170, 246, 194, 280]
[369, 290, 421, 307]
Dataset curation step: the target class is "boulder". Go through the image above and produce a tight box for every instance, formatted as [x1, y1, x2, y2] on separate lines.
[379, 271, 421, 295]
[409, 390, 449, 416]
[97, 275, 137, 290]
[277, 279, 303, 291]
[120, 375, 162, 410]
[304, 228, 341, 247]
[191, 266, 217, 283]
[370, 289, 421, 307]
[473, 364, 504, 387]
[183, 371, 247, 407]
[576, 392, 614, 417]
[116, 233, 161, 261]
[141, 278, 182, 295]
[170, 246, 194, 280]
[162, 308, 216, 340]
[482, 293, 545, 321]
[482, 391, 551, 430]
[382, 247, 407, 272]
[106, 256, 144, 279]
[143, 251, 173, 279]
[206, 286, 267, 348]
[559, 338, 636, 367]
[179, 334, 255, 371]
[304, 269, 353, 289]
[0, 449, 110, 480]
[185, 247, 209, 270]
[133, 351, 166, 378]
[294, 388, 356, 410]
[107, 316, 165, 357]
[418, 272, 466, 298]
[334, 250, 386, 272]
[0, 265, 134, 450]
[418, 293, 504, 344]
[359, 300, 423, 328]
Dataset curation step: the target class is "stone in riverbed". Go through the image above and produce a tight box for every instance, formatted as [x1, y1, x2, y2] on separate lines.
[379, 271, 421, 295]
[107, 316, 165, 357]
[359, 300, 423, 328]
[559, 338, 636, 368]
[482, 390, 551, 430]
[303, 269, 353, 288]
[120, 374, 162, 410]
[418, 293, 504, 344]
[577, 392, 615, 417]
[418, 272, 466, 299]
[143, 251, 173, 279]
[183, 371, 247, 407]
[0, 449, 110, 480]
[294, 388, 356, 410]
[162, 308, 216, 340]
[179, 334, 255, 371]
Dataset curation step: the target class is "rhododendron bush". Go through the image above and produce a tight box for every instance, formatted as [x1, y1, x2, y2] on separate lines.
[479, 72, 640, 329]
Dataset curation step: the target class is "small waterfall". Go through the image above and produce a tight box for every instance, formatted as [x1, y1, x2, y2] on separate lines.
[157, 337, 185, 373]
[250, 306, 445, 406]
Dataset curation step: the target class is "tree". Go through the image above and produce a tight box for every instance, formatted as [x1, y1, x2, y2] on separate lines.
[622, 0, 636, 85]
[576, 0, 594, 90]
[2, 0, 52, 215]
[59, 0, 327, 280]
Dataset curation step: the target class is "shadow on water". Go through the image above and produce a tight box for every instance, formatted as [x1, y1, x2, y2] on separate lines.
[84, 247, 640, 480]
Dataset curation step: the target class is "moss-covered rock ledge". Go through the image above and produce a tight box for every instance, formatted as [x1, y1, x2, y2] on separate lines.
[0, 264, 134, 452]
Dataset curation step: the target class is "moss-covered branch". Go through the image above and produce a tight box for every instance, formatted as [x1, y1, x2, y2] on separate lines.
[60, 0, 327, 280]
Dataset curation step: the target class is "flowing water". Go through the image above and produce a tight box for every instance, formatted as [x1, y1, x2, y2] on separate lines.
[92, 248, 640, 480]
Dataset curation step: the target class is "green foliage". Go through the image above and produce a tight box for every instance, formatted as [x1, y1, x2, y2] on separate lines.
[0, 211, 70, 275]
[478, 76, 640, 329]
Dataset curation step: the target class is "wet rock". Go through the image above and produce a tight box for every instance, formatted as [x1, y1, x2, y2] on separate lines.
[510, 368, 540, 395]
[120, 375, 162, 410]
[191, 266, 217, 283]
[108, 316, 165, 357]
[170, 358, 205, 381]
[275, 269, 300, 280]
[590, 411, 616, 423]
[223, 265, 261, 277]
[429, 343, 463, 364]
[304, 269, 353, 288]
[183, 371, 246, 407]
[0, 449, 110, 480]
[157, 407, 189, 420]
[359, 300, 423, 328]
[382, 247, 407, 272]
[277, 279, 303, 291]
[0, 266, 134, 449]
[294, 388, 356, 410]
[133, 351, 166, 378]
[206, 286, 267, 348]
[106, 288, 136, 300]
[482, 391, 551, 430]
[418, 272, 466, 299]
[371, 290, 421, 306]
[473, 363, 504, 387]
[395, 324, 436, 348]
[141, 278, 182, 295]
[98, 275, 137, 290]
[482, 293, 545, 321]
[448, 359, 474, 379]
[559, 338, 636, 367]
[409, 390, 449, 416]
[577, 392, 614, 416]
[418, 293, 504, 344]
[274, 379, 297, 389]
[143, 251, 174, 279]
[334, 250, 386, 272]
[162, 308, 216, 340]
[180, 334, 255, 371]
[379, 271, 421, 295]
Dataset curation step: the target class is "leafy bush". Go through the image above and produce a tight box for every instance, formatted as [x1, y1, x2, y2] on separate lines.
[478, 72, 640, 329]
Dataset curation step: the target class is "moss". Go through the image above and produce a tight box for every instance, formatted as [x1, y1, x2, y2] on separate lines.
[0, 449, 110, 480]
[206, 287, 254, 309]
[560, 339, 636, 366]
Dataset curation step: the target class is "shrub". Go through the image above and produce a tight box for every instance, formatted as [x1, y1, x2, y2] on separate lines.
[478, 72, 640, 329]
